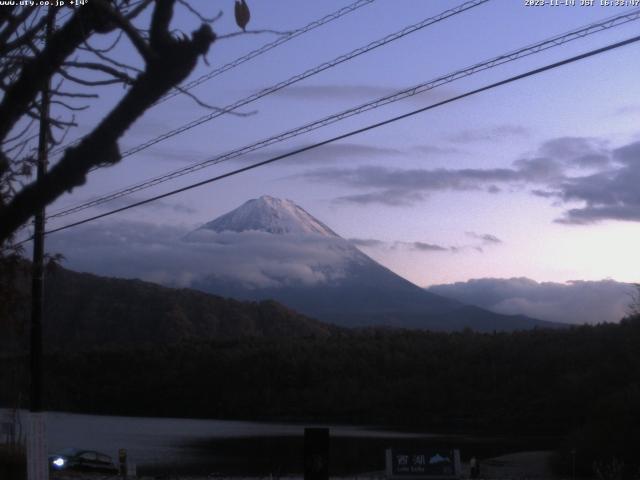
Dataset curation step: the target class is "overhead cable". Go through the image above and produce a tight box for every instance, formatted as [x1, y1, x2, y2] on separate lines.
[34, 33, 640, 240]
[47, 7, 640, 220]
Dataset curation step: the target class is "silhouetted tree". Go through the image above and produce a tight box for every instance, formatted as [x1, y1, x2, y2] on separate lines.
[0, 0, 257, 246]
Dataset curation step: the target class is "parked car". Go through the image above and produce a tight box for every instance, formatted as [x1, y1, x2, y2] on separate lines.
[49, 448, 119, 474]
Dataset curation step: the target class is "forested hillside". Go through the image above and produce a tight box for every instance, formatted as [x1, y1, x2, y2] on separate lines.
[1, 265, 337, 352]
[2, 317, 639, 474]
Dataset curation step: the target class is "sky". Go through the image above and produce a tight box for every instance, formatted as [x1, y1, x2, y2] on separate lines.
[20, 0, 640, 320]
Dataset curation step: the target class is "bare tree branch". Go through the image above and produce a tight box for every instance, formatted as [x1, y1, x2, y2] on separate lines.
[92, 0, 154, 62]
[171, 82, 256, 116]
[2, 118, 36, 145]
[85, 45, 143, 73]
[50, 100, 90, 112]
[63, 61, 136, 84]
[0, 0, 216, 243]
[58, 68, 128, 87]
[51, 90, 99, 99]
[177, 0, 223, 24]
[0, 8, 102, 142]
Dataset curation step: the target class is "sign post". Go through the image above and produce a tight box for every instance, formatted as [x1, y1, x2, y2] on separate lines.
[119, 448, 127, 479]
[304, 428, 329, 480]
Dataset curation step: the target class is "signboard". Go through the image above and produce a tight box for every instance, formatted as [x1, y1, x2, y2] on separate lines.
[386, 449, 461, 479]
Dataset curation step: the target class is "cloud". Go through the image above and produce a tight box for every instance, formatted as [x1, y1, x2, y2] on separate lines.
[348, 238, 387, 248]
[348, 236, 499, 254]
[299, 135, 640, 225]
[537, 137, 610, 168]
[45, 221, 363, 290]
[427, 277, 635, 324]
[553, 141, 640, 224]
[466, 232, 502, 244]
[299, 162, 552, 207]
[409, 241, 449, 252]
[349, 237, 450, 252]
[448, 125, 529, 144]
[335, 189, 427, 207]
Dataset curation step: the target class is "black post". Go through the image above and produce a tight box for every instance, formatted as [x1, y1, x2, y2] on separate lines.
[27, 9, 53, 480]
[304, 427, 329, 480]
[119, 448, 127, 479]
[30, 5, 53, 417]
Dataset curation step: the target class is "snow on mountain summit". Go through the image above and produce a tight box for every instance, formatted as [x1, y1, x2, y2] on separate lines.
[198, 196, 339, 237]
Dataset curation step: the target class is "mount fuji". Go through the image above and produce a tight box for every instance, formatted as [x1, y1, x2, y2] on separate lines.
[184, 196, 559, 331]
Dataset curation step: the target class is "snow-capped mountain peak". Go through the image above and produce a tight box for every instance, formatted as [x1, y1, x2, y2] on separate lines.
[198, 195, 339, 237]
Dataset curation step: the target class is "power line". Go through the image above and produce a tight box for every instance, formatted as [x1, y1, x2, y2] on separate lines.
[50, 0, 490, 163]
[116, 0, 490, 159]
[48, 0, 378, 157]
[158, 0, 377, 105]
[35, 33, 640, 240]
[47, 7, 640, 220]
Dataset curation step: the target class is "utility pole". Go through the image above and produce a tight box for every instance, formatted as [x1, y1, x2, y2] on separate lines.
[28, 8, 54, 480]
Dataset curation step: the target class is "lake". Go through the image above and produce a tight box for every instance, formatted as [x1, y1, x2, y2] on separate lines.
[1, 409, 556, 475]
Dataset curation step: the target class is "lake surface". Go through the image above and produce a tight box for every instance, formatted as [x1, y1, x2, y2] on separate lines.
[1, 409, 555, 475]
[2, 410, 443, 474]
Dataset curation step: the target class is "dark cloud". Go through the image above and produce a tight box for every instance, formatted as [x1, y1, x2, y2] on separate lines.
[428, 277, 634, 324]
[300, 135, 640, 226]
[349, 236, 498, 254]
[513, 156, 565, 179]
[349, 237, 450, 253]
[335, 189, 426, 207]
[300, 162, 552, 207]
[612, 140, 640, 165]
[348, 238, 387, 248]
[409, 242, 449, 252]
[448, 125, 529, 144]
[537, 137, 610, 168]
[553, 141, 640, 224]
[466, 232, 502, 244]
